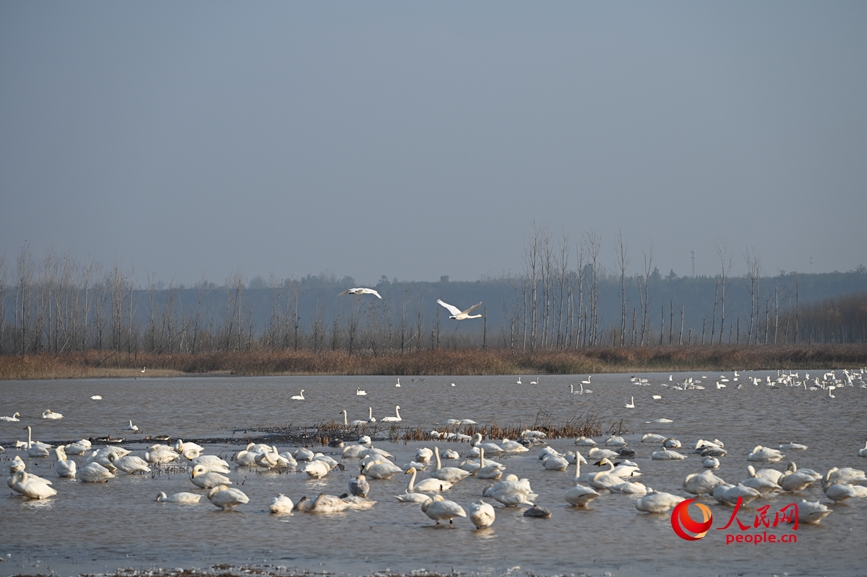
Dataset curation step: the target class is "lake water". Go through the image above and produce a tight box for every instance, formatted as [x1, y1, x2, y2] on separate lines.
[1, 371, 865, 577]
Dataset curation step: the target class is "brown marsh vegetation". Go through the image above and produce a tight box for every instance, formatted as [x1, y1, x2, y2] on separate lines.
[1, 343, 865, 381]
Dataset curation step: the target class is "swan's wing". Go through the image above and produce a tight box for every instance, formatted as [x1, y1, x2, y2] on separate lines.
[366, 289, 382, 299]
[338, 289, 351, 296]
[461, 302, 483, 315]
[437, 299, 462, 316]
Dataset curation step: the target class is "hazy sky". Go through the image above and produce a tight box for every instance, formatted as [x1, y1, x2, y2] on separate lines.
[2, 2, 865, 287]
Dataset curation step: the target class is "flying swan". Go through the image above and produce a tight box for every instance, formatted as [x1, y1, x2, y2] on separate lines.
[436, 299, 483, 320]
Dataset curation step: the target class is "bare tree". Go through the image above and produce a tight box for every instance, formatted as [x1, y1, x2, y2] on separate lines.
[586, 231, 601, 347]
[716, 240, 732, 344]
[640, 244, 653, 346]
[615, 229, 629, 347]
[744, 247, 762, 345]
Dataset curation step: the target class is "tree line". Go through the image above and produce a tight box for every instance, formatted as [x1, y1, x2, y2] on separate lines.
[1, 239, 865, 358]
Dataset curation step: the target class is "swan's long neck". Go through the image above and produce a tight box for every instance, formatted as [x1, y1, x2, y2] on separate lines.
[574, 456, 581, 479]
[605, 460, 615, 473]
[407, 469, 417, 492]
[434, 447, 442, 471]
[368, 407, 373, 419]
[27, 425, 32, 448]
[580, 383, 584, 394]
[395, 406, 400, 418]
[342, 411, 348, 426]
[480, 447, 486, 468]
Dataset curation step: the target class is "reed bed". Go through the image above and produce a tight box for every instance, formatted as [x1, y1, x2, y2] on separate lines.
[1, 344, 865, 380]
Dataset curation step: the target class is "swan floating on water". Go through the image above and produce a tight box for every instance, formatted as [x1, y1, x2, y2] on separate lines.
[469, 500, 496, 529]
[157, 491, 203, 504]
[381, 405, 402, 422]
[1, 412, 21, 422]
[42, 409, 63, 420]
[291, 389, 306, 400]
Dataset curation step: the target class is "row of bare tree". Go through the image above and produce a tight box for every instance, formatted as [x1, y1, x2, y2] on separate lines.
[1, 241, 865, 357]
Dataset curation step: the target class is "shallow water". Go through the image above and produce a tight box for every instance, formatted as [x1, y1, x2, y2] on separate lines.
[1, 371, 865, 577]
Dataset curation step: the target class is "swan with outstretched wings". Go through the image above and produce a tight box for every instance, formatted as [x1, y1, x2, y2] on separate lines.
[437, 299, 483, 320]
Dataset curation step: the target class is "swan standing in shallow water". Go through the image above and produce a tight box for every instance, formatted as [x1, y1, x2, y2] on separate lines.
[421, 495, 466, 524]
[207, 485, 249, 510]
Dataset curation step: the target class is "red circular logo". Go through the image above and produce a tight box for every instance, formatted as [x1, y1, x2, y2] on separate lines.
[671, 498, 713, 541]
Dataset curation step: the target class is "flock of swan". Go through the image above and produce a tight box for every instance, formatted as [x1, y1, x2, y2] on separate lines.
[2, 366, 866, 558]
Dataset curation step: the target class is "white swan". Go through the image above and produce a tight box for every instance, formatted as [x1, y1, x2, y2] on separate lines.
[157, 491, 202, 504]
[42, 409, 63, 420]
[542, 453, 569, 471]
[747, 445, 784, 462]
[362, 458, 402, 480]
[269, 494, 295, 513]
[79, 462, 115, 483]
[651, 448, 686, 460]
[713, 483, 762, 506]
[683, 470, 726, 496]
[469, 500, 496, 529]
[125, 420, 139, 432]
[791, 499, 832, 524]
[635, 488, 685, 513]
[859, 439, 867, 457]
[431, 447, 471, 482]
[367, 406, 377, 423]
[291, 389, 305, 400]
[395, 377, 401, 387]
[1, 412, 21, 422]
[395, 469, 434, 503]
[302, 459, 331, 479]
[9, 471, 57, 499]
[483, 474, 538, 507]
[189, 454, 231, 473]
[381, 405, 402, 422]
[405, 466, 453, 492]
[109, 454, 151, 475]
[476, 447, 505, 480]
[53, 446, 77, 478]
[564, 482, 600, 507]
[191, 464, 231, 488]
[207, 485, 249, 510]
[338, 287, 382, 299]
[625, 396, 635, 409]
[421, 495, 467, 524]
[356, 388, 367, 396]
[24, 426, 51, 457]
[436, 299, 483, 320]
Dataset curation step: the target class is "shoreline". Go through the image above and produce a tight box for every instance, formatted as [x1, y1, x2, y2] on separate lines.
[1, 344, 866, 381]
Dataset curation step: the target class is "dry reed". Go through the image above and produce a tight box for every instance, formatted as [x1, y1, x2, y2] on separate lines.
[1, 344, 865, 380]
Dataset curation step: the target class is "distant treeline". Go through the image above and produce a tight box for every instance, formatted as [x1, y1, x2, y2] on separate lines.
[0, 241, 866, 358]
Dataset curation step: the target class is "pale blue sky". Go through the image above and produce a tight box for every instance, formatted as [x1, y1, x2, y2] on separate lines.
[2, 1, 865, 286]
